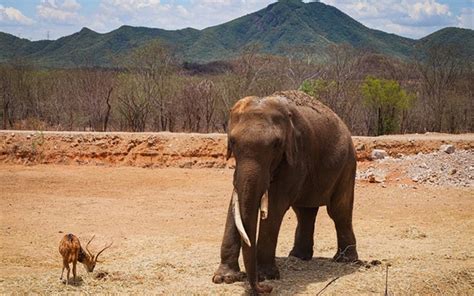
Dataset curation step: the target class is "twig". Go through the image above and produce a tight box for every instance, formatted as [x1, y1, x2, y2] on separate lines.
[333, 244, 356, 262]
[316, 276, 341, 296]
[384, 264, 389, 296]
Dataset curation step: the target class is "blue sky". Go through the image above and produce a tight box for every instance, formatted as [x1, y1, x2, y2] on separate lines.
[0, 0, 472, 41]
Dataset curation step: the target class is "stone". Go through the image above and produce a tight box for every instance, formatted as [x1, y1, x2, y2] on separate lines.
[440, 144, 455, 154]
[355, 143, 365, 151]
[371, 149, 388, 160]
[368, 172, 385, 183]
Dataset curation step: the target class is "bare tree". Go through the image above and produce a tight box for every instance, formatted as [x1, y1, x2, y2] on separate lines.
[322, 43, 366, 132]
[282, 44, 324, 89]
[123, 40, 177, 131]
[74, 69, 115, 131]
[116, 74, 151, 132]
[181, 79, 217, 132]
[416, 44, 464, 132]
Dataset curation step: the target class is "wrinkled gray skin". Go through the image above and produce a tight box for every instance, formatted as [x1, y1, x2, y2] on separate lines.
[212, 91, 358, 295]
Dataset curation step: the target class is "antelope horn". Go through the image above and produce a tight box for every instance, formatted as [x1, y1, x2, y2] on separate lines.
[231, 189, 251, 247]
[95, 241, 113, 262]
[85, 235, 95, 257]
[260, 191, 269, 220]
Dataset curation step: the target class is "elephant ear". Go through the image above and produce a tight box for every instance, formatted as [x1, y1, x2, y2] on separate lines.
[285, 112, 297, 166]
[226, 137, 233, 160]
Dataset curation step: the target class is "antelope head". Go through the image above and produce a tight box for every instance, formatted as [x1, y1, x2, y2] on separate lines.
[82, 235, 113, 272]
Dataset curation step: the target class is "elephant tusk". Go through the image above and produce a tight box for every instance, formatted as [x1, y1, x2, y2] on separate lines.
[232, 189, 251, 247]
[260, 191, 269, 220]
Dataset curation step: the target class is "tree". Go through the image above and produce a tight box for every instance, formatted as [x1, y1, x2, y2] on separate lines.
[116, 74, 151, 132]
[74, 69, 115, 131]
[122, 40, 177, 131]
[361, 76, 414, 135]
[180, 79, 215, 132]
[415, 45, 464, 132]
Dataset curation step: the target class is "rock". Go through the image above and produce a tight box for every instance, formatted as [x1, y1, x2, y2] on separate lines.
[370, 260, 382, 266]
[368, 172, 385, 183]
[127, 143, 136, 152]
[449, 168, 457, 175]
[371, 149, 388, 160]
[419, 163, 428, 169]
[440, 144, 455, 154]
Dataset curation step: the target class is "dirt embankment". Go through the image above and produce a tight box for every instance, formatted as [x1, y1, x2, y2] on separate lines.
[0, 131, 473, 168]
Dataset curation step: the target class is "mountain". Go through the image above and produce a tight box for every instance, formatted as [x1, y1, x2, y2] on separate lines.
[0, 0, 472, 68]
[417, 27, 474, 59]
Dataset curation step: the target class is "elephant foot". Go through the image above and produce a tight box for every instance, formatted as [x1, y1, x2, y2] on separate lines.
[250, 283, 273, 295]
[212, 263, 246, 284]
[258, 263, 280, 281]
[333, 244, 358, 262]
[289, 247, 313, 261]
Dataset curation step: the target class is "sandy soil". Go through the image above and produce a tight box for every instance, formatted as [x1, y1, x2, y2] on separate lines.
[0, 165, 473, 295]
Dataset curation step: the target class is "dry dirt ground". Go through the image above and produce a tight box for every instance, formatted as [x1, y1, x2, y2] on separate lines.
[0, 164, 473, 295]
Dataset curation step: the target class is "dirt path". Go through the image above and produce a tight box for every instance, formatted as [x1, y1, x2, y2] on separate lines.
[0, 165, 472, 295]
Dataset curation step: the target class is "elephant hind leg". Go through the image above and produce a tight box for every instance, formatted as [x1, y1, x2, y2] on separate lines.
[327, 178, 358, 262]
[289, 207, 318, 261]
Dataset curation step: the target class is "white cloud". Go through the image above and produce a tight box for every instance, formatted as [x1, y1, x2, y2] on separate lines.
[36, 0, 82, 25]
[0, 5, 34, 26]
[91, 0, 270, 32]
[101, 0, 163, 13]
[62, 0, 81, 11]
[457, 8, 473, 29]
[2, 0, 472, 41]
[321, 0, 457, 38]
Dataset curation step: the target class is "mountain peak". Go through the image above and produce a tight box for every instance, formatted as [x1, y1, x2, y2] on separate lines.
[1, 0, 471, 67]
[78, 27, 97, 35]
[277, 0, 304, 5]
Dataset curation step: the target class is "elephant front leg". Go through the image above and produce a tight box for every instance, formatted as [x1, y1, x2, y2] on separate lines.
[213, 199, 245, 284]
[257, 205, 287, 281]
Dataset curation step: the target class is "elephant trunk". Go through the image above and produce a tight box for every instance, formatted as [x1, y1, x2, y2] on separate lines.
[232, 162, 272, 294]
[232, 190, 269, 247]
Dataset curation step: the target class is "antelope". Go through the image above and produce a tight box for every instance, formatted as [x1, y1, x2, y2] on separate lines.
[59, 234, 112, 284]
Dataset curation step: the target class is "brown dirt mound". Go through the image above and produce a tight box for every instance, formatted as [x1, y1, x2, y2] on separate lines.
[1, 131, 473, 167]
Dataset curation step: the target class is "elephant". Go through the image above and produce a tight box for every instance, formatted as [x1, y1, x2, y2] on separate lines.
[212, 90, 358, 294]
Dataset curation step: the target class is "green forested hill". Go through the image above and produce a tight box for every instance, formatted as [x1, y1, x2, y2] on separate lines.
[0, 0, 472, 67]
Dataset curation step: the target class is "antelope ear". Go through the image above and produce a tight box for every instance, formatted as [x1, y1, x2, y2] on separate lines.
[285, 112, 297, 166]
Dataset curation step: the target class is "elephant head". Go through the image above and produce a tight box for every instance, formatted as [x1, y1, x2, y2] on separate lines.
[226, 95, 297, 293]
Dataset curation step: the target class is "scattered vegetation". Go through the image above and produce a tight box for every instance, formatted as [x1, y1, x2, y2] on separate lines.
[361, 77, 414, 135]
[0, 40, 472, 135]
